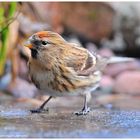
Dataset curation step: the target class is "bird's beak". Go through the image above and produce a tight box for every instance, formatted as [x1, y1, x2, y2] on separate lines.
[24, 40, 33, 49]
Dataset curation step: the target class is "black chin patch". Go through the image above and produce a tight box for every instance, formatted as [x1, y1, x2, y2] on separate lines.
[31, 49, 38, 59]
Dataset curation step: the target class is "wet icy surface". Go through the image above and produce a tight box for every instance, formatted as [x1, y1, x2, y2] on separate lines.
[0, 94, 140, 138]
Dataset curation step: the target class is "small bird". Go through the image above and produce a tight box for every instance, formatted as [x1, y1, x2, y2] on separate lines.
[24, 31, 114, 115]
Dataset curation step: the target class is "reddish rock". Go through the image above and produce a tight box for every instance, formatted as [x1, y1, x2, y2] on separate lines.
[18, 59, 29, 80]
[98, 48, 114, 57]
[47, 2, 115, 42]
[114, 71, 140, 95]
[61, 2, 114, 42]
[7, 77, 37, 98]
[100, 75, 115, 93]
[100, 75, 114, 88]
[20, 2, 115, 41]
[104, 61, 140, 77]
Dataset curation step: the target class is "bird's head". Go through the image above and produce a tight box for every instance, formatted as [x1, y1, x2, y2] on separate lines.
[24, 31, 66, 59]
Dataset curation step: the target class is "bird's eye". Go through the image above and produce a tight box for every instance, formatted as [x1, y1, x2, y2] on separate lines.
[41, 41, 48, 45]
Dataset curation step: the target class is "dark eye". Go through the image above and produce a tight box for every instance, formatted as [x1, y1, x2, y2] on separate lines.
[41, 41, 48, 45]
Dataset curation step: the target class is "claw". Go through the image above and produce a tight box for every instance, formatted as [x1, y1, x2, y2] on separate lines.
[30, 108, 49, 113]
[74, 107, 91, 116]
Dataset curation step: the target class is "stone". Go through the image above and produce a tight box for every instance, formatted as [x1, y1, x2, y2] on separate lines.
[114, 71, 140, 95]
[18, 59, 29, 80]
[104, 61, 140, 77]
[100, 75, 114, 88]
[100, 75, 115, 93]
[98, 48, 114, 57]
[47, 2, 115, 42]
[7, 77, 38, 98]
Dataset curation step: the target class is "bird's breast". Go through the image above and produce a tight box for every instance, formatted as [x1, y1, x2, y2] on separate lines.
[29, 66, 55, 89]
[29, 62, 72, 95]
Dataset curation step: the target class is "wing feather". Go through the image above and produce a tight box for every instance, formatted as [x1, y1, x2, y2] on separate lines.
[62, 43, 108, 76]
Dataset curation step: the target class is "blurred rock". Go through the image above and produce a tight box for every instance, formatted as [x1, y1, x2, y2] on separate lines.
[0, 61, 12, 90]
[18, 13, 50, 35]
[100, 75, 114, 93]
[111, 2, 139, 46]
[0, 73, 11, 90]
[101, 32, 126, 51]
[7, 77, 37, 98]
[114, 71, 140, 95]
[86, 43, 98, 54]
[48, 2, 115, 42]
[18, 59, 28, 80]
[104, 60, 140, 77]
[65, 35, 82, 46]
[110, 3, 140, 57]
[98, 48, 114, 57]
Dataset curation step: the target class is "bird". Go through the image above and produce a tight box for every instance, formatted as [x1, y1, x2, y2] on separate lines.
[24, 31, 133, 115]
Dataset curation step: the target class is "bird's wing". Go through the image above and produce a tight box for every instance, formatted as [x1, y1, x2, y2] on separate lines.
[77, 53, 109, 76]
[63, 43, 108, 76]
[58, 43, 108, 91]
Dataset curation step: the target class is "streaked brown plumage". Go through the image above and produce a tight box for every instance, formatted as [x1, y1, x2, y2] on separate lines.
[24, 31, 108, 115]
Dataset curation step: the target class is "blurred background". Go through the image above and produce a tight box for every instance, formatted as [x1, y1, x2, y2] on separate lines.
[0, 2, 140, 108]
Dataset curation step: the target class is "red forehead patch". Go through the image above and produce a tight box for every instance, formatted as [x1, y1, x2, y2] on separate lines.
[35, 31, 49, 38]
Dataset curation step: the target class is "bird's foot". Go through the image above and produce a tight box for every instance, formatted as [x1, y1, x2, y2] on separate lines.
[74, 107, 91, 116]
[30, 108, 49, 113]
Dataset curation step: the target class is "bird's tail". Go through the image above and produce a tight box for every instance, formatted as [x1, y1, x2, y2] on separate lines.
[108, 56, 135, 64]
[95, 55, 135, 72]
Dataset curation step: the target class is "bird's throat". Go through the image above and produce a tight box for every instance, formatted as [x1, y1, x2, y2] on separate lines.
[31, 49, 38, 59]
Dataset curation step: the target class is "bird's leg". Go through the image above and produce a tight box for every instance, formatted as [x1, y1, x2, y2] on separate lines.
[30, 96, 53, 113]
[75, 93, 91, 116]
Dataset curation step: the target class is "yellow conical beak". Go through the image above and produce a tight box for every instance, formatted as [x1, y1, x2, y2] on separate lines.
[24, 40, 33, 49]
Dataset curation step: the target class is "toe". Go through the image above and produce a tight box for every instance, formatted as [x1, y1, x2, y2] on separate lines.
[74, 107, 91, 116]
[30, 108, 49, 114]
[30, 109, 41, 113]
